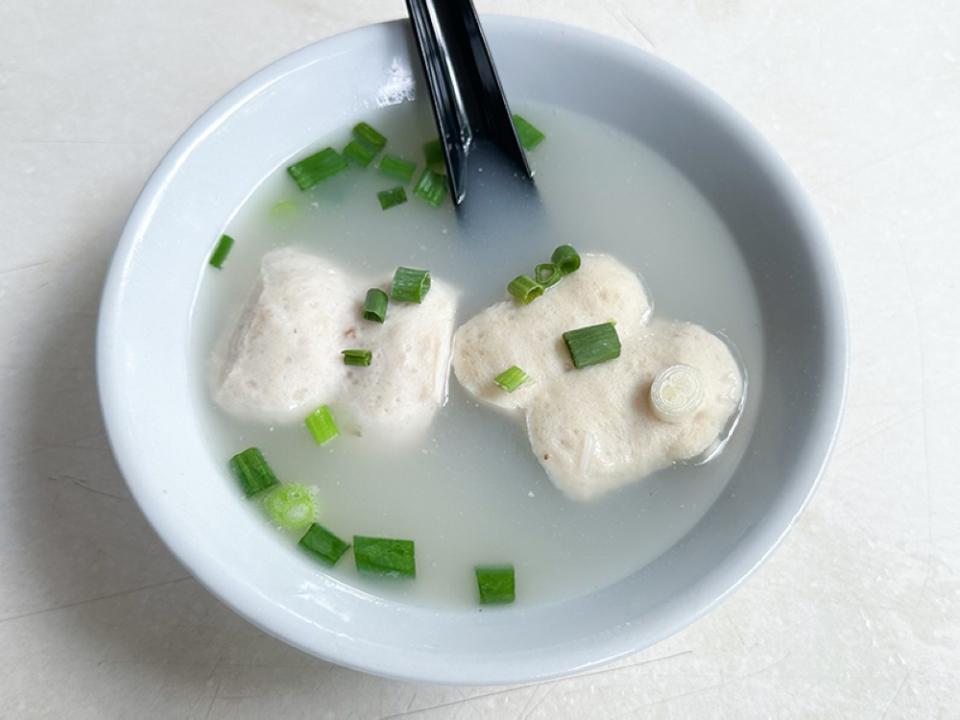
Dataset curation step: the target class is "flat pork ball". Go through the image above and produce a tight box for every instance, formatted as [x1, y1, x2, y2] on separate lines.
[452, 253, 743, 501]
[452, 254, 651, 413]
[212, 248, 457, 441]
[526, 320, 743, 501]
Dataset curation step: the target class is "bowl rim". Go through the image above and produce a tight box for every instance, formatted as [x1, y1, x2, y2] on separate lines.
[97, 15, 847, 684]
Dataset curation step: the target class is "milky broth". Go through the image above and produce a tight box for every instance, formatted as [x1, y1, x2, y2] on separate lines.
[191, 99, 763, 608]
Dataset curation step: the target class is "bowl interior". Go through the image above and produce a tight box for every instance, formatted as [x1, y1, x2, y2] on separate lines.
[97, 17, 845, 684]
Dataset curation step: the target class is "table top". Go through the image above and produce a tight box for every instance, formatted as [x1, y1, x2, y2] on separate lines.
[2, 1, 957, 717]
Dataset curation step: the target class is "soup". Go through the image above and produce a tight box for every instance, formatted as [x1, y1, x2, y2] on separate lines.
[191, 99, 762, 608]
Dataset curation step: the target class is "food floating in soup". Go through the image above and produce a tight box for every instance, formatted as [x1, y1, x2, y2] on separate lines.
[453, 253, 743, 501]
[211, 248, 457, 443]
[195, 102, 759, 607]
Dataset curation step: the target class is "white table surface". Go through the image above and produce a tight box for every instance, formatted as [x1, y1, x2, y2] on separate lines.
[2, 1, 958, 717]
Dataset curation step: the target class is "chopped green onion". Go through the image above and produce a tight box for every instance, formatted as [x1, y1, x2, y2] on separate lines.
[475, 565, 515, 604]
[264, 484, 316, 530]
[342, 348, 372, 367]
[562, 322, 621, 368]
[413, 169, 447, 207]
[391, 266, 431, 303]
[343, 140, 378, 167]
[305, 405, 339, 445]
[512, 114, 545, 150]
[287, 148, 349, 190]
[495, 366, 530, 393]
[551, 244, 581, 275]
[377, 186, 407, 210]
[650, 364, 705, 424]
[353, 122, 387, 151]
[423, 138, 444, 166]
[378, 154, 417, 183]
[534, 262, 561, 287]
[507, 275, 543, 304]
[229, 447, 279, 498]
[353, 536, 416, 578]
[299, 523, 351, 566]
[362, 288, 388, 323]
[209, 234, 234, 269]
[269, 200, 298, 219]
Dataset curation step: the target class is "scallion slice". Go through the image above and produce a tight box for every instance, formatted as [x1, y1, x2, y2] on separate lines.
[353, 122, 387, 151]
[229, 447, 279, 498]
[494, 366, 529, 393]
[209, 234, 234, 269]
[512, 114, 545, 150]
[305, 405, 339, 445]
[269, 200, 298, 219]
[475, 565, 515, 604]
[287, 148, 349, 190]
[353, 536, 416, 578]
[650, 364, 705, 423]
[362, 288, 388, 323]
[377, 186, 407, 210]
[342, 349, 372, 367]
[551, 244, 581, 275]
[507, 275, 543, 304]
[534, 262, 561, 287]
[299, 523, 351, 566]
[413, 169, 447, 207]
[343, 140, 378, 167]
[264, 484, 316, 530]
[391, 266, 431, 303]
[562, 322, 621, 368]
[423, 138, 444, 167]
[378, 154, 417, 183]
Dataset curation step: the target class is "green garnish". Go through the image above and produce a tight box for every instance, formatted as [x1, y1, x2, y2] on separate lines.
[512, 114, 545, 150]
[413, 169, 447, 207]
[353, 536, 416, 578]
[353, 122, 387, 151]
[534, 262, 561, 287]
[362, 288, 388, 323]
[494, 366, 529, 393]
[551, 244, 581, 275]
[377, 186, 407, 210]
[562, 322, 621, 368]
[423, 138, 444, 167]
[391, 266, 431, 303]
[378, 154, 417, 183]
[305, 405, 339, 445]
[229, 447, 279, 498]
[507, 275, 543, 305]
[343, 140, 378, 167]
[209, 234, 234, 269]
[475, 565, 515, 604]
[342, 349, 372, 367]
[264, 484, 316, 530]
[299, 523, 351, 566]
[269, 200, 298, 219]
[287, 148, 349, 190]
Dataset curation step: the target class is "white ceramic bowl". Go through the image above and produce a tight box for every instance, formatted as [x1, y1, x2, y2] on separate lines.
[97, 17, 846, 684]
